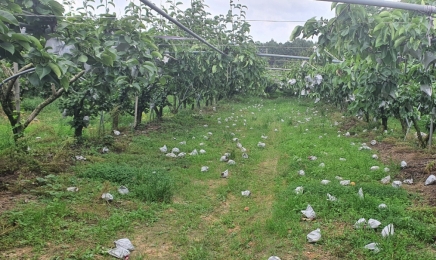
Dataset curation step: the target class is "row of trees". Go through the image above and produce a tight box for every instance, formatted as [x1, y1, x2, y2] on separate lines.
[0, 0, 270, 141]
[282, 0, 436, 148]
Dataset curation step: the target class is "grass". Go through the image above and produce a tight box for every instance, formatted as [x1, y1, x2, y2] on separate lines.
[0, 96, 436, 259]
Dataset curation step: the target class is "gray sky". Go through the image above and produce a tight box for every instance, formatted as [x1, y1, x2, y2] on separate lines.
[191, 0, 336, 43]
[70, 0, 336, 43]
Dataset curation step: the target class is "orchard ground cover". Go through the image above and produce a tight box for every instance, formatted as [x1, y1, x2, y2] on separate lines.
[0, 97, 436, 259]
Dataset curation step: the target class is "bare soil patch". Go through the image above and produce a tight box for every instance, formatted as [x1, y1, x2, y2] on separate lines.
[375, 140, 436, 205]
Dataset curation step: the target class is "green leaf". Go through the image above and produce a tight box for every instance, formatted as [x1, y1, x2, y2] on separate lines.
[394, 36, 407, 49]
[0, 21, 7, 34]
[35, 65, 51, 80]
[290, 26, 303, 41]
[423, 51, 436, 70]
[60, 76, 69, 90]
[151, 51, 162, 59]
[0, 10, 19, 25]
[27, 36, 43, 50]
[0, 42, 14, 54]
[27, 72, 40, 86]
[48, 0, 65, 16]
[78, 54, 88, 63]
[11, 33, 31, 42]
[48, 62, 61, 78]
[212, 65, 217, 73]
[100, 53, 113, 66]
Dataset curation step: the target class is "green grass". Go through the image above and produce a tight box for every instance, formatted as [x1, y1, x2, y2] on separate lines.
[1, 97, 436, 259]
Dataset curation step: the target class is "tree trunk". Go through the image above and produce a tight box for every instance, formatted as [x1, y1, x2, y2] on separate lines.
[380, 107, 388, 131]
[364, 111, 370, 123]
[135, 110, 142, 127]
[75, 125, 84, 138]
[1, 67, 84, 142]
[411, 116, 426, 148]
[381, 116, 388, 131]
[112, 112, 119, 130]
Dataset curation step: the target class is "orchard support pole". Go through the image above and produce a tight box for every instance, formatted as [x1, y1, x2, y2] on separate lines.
[138, 0, 226, 56]
[317, 0, 436, 14]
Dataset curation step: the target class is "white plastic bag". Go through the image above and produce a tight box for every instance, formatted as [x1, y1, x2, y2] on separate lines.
[425, 175, 436, 185]
[221, 169, 229, 178]
[178, 152, 186, 158]
[372, 154, 378, 159]
[190, 149, 198, 156]
[327, 193, 337, 201]
[268, 256, 281, 260]
[381, 224, 394, 237]
[401, 161, 407, 168]
[321, 180, 330, 185]
[242, 153, 249, 159]
[294, 186, 304, 195]
[101, 193, 113, 201]
[108, 247, 130, 259]
[298, 170, 305, 176]
[370, 140, 377, 145]
[370, 166, 380, 171]
[114, 238, 135, 251]
[227, 160, 236, 165]
[199, 149, 206, 154]
[392, 181, 402, 188]
[381, 175, 391, 184]
[378, 204, 387, 209]
[301, 205, 316, 219]
[403, 178, 413, 185]
[340, 180, 351, 186]
[358, 188, 364, 199]
[257, 142, 266, 148]
[166, 153, 177, 158]
[354, 218, 366, 229]
[368, 219, 381, 229]
[67, 187, 79, 192]
[220, 156, 229, 162]
[118, 186, 129, 195]
[364, 242, 380, 253]
[307, 228, 321, 243]
[171, 147, 180, 153]
[241, 190, 251, 197]
[201, 166, 209, 172]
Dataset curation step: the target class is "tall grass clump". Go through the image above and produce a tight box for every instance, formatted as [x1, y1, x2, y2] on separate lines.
[77, 163, 173, 203]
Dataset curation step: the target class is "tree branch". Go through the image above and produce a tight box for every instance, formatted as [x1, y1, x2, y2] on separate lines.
[22, 70, 86, 130]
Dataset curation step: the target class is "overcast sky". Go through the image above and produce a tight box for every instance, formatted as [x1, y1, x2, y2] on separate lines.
[70, 0, 336, 43]
[155, 0, 336, 43]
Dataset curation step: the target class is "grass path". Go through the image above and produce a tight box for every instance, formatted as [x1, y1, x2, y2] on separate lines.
[2, 98, 436, 259]
[128, 125, 287, 259]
